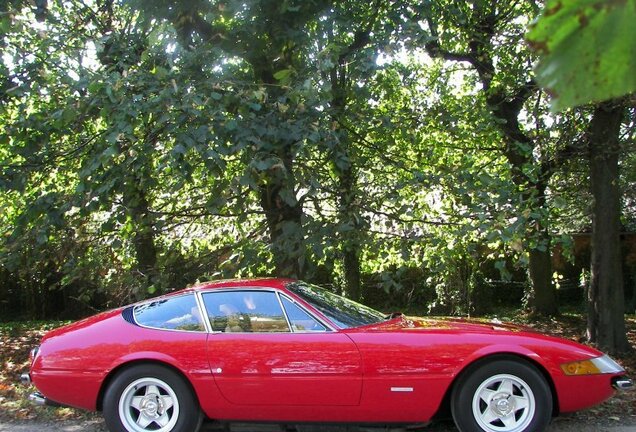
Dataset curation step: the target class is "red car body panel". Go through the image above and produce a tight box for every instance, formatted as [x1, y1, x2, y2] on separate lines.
[28, 278, 624, 424]
[207, 332, 362, 406]
[31, 310, 211, 411]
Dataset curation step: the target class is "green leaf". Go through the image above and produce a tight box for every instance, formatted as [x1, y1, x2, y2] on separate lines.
[88, 81, 103, 93]
[225, 120, 237, 131]
[62, 108, 76, 123]
[0, 16, 11, 34]
[102, 145, 118, 160]
[106, 86, 117, 103]
[278, 188, 297, 206]
[273, 69, 293, 84]
[152, 66, 168, 78]
[527, 0, 636, 111]
[36, 231, 49, 245]
[172, 143, 186, 155]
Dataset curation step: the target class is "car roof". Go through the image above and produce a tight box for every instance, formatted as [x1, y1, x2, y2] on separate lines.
[182, 277, 295, 294]
[129, 278, 297, 307]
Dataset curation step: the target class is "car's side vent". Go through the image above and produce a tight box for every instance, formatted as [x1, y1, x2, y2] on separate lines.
[122, 307, 138, 326]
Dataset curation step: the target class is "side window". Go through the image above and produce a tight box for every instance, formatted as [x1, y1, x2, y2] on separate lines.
[202, 291, 290, 333]
[134, 295, 205, 332]
[281, 296, 327, 332]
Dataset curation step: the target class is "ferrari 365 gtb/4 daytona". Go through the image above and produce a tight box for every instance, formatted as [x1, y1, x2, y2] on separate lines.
[22, 278, 633, 432]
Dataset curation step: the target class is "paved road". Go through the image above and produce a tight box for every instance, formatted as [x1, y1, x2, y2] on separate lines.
[1, 418, 635, 432]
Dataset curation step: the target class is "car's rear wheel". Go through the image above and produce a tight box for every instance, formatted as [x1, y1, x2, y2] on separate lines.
[451, 359, 552, 432]
[103, 364, 203, 432]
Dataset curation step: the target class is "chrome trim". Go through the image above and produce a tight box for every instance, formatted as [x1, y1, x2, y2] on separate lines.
[279, 293, 331, 333]
[612, 377, 633, 390]
[278, 289, 336, 332]
[28, 392, 60, 407]
[201, 288, 286, 334]
[275, 291, 294, 333]
[20, 373, 31, 386]
[391, 387, 414, 392]
[195, 291, 212, 333]
[592, 355, 625, 374]
[29, 392, 46, 406]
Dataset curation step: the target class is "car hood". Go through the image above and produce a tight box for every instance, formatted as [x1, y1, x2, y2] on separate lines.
[353, 315, 538, 335]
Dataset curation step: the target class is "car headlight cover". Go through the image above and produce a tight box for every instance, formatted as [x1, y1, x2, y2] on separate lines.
[561, 354, 624, 376]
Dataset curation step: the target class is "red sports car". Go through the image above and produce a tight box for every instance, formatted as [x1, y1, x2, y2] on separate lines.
[22, 278, 632, 432]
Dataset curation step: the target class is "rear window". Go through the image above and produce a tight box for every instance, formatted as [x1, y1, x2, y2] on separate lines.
[134, 294, 205, 332]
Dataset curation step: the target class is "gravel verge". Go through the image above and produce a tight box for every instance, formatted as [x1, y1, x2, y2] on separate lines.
[1, 417, 635, 432]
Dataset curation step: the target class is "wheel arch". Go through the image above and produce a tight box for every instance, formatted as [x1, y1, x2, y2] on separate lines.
[96, 359, 200, 412]
[434, 352, 559, 421]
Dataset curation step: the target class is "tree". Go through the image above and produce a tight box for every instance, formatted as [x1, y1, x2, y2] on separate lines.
[417, 0, 563, 315]
[128, 0, 338, 279]
[529, 0, 634, 353]
[316, 0, 393, 300]
[0, 0, 633, 342]
[586, 100, 630, 353]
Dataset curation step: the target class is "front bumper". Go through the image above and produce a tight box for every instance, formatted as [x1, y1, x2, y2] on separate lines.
[612, 376, 634, 390]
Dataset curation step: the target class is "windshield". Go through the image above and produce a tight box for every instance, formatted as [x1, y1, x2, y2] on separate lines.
[287, 282, 385, 328]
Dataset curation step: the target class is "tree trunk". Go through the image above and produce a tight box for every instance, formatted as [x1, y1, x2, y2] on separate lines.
[587, 101, 630, 354]
[250, 66, 307, 279]
[257, 143, 305, 279]
[124, 181, 158, 290]
[526, 182, 558, 316]
[338, 164, 362, 301]
[529, 240, 557, 315]
[259, 179, 305, 279]
[330, 56, 363, 300]
[343, 246, 362, 300]
[492, 99, 558, 316]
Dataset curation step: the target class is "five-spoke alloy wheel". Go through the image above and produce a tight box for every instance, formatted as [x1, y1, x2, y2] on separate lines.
[104, 364, 202, 432]
[451, 359, 552, 432]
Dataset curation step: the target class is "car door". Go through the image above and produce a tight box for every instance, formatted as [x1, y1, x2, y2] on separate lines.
[202, 289, 362, 406]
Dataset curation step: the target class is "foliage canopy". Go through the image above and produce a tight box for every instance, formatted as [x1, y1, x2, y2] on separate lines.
[1, 0, 635, 347]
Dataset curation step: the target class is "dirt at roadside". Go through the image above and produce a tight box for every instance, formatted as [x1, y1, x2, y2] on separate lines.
[1, 417, 636, 432]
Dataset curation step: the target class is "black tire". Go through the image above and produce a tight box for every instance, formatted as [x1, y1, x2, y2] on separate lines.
[103, 364, 203, 432]
[451, 359, 552, 432]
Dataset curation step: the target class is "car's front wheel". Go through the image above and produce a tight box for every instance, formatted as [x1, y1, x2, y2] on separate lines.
[451, 359, 552, 432]
[103, 364, 203, 432]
